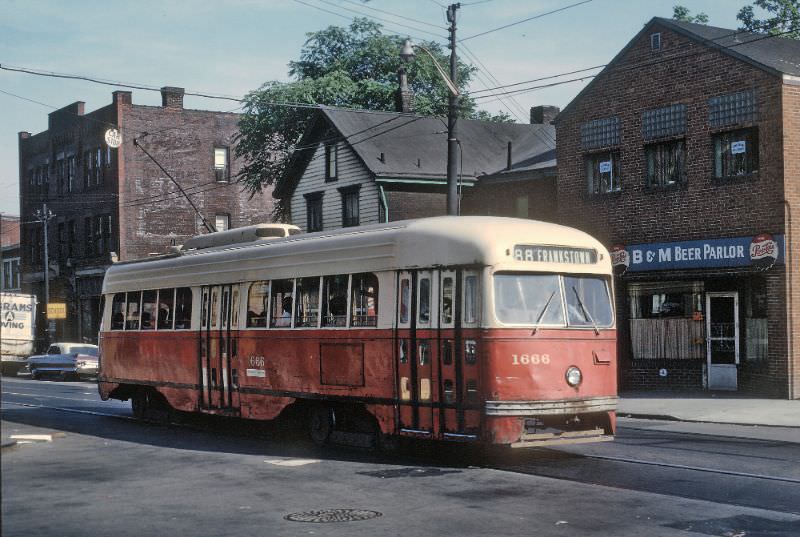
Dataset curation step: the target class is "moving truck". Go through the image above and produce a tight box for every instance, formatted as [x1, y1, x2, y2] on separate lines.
[1, 293, 37, 376]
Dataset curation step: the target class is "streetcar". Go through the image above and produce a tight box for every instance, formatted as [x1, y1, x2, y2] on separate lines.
[98, 216, 617, 448]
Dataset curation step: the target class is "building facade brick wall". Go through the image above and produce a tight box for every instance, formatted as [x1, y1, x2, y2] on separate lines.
[556, 21, 797, 397]
[18, 90, 274, 347]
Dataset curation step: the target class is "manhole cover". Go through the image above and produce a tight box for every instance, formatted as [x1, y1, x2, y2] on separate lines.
[285, 509, 382, 523]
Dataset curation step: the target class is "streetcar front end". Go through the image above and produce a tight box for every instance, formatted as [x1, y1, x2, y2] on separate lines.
[482, 242, 617, 448]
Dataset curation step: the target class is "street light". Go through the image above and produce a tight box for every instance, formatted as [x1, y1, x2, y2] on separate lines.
[33, 204, 55, 344]
[400, 3, 461, 216]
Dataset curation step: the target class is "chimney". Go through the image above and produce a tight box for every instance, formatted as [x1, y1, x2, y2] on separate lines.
[161, 86, 185, 109]
[394, 67, 415, 113]
[530, 105, 560, 125]
[113, 90, 132, 105]
[18, 131, 31, 141]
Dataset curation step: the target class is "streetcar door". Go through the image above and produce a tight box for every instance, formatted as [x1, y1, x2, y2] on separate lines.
[439, 269, 481, 440]
[396, 270, 436, 437]
[200, 285, 238, 411]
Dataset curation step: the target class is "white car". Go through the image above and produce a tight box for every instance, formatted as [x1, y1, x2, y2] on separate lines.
[27, 343, 99, 381]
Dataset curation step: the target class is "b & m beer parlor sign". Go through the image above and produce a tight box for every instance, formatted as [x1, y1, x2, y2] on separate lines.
[611, 234, 784, 273]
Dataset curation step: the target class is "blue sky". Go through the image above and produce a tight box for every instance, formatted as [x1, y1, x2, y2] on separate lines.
[0, 0, 744, 216]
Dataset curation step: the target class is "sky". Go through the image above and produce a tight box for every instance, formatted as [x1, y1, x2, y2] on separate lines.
[0, 0, 745, 217]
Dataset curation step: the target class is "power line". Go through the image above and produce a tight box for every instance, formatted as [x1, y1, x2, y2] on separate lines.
[291, 0, 438, 43]
[471, 28, 794, 102]
[468, 64, 606, 95]
[334, 0, 445, 31]
[315, 0, 447, 39]
[461, 0, 593, 42]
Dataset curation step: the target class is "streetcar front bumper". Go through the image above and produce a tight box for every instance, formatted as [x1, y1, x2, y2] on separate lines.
[485, 396, 617, 448]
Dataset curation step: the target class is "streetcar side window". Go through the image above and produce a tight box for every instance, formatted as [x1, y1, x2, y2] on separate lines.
[441, 276, 454, 325]
[110, 293, 125, 330]
[351, 272, 378, 327]
[231, 287, 240, 328]
[157, 289, 175, 330]
[174, 288, 193, 329]
[322, 274, 348, 327]
[141, 290, 157, 330]
[296, 277, 321, 328]
[210, 288, 219, 328]
[270, 279, 293, 328]
[464, 275, 478, 324]
[400, 277, 410, 324]
[125, 291, 141, 330]
[419, 277, 431, 324]
[247, 281, 269, 328]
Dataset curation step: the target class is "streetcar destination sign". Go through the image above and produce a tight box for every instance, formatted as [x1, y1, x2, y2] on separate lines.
[514, 245, 597, 264]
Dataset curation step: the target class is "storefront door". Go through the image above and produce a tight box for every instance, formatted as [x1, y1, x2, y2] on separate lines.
[705, 292, 739, 391]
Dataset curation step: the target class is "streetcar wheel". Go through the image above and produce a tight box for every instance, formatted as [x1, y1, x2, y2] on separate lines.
[308, 406, 334, 446]
[376, 432, 399, 453]
[131, 391, 149, 420]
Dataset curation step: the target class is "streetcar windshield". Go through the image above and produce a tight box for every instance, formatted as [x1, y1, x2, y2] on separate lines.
[494, 273, 613, 328]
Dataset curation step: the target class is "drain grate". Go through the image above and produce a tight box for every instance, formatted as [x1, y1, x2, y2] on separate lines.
[284, 509, 382, 523]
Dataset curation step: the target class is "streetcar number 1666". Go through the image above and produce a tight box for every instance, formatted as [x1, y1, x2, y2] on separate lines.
[511, 354, 551, 365]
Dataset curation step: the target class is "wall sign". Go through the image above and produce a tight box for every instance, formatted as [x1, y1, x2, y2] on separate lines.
[611, 234, 784, 272]
[599, 161, 612, 173]
[731, 140, 746, 154]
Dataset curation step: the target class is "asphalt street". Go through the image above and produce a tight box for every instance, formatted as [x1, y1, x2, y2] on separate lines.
[2, 376, 800, 537]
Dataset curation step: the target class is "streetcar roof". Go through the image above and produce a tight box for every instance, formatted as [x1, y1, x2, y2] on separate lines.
[102, 216, 611, 293]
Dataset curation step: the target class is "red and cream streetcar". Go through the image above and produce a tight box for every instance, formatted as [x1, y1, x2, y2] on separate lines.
[98, 216, 617, 448]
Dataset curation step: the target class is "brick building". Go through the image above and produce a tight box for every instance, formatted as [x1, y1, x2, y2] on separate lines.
[555, 18, 800, 397]
[19, 87, 275, 346]
[1, 214, 21, 291]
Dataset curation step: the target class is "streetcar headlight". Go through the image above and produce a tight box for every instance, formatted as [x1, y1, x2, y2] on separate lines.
[565, 366, 582, 387]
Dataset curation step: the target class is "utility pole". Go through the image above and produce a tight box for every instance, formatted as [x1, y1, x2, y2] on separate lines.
[34, 203, 54, 344]
[446, 3, 461, 216]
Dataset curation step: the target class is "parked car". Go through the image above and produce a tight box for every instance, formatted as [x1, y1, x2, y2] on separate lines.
[27, 343, 99, 380]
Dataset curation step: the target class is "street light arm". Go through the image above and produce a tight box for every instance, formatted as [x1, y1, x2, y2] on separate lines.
[406, 43, 460, 97]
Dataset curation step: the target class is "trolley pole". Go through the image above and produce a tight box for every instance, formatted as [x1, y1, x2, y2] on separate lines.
[446, 3, 460, 216]
[34, 203, 55, 344]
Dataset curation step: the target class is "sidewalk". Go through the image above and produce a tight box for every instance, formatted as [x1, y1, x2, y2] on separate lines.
[618, 392, 800, 428]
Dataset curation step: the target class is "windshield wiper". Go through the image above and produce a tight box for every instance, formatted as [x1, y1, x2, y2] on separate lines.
[532, 290, 557, 335]
[571, 286, 600, 335]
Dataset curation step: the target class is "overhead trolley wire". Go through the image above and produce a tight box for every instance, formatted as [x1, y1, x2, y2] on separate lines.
[460, 0, 593, 42]
[334, 0, 446, 31]
[470, 28, 794, 103]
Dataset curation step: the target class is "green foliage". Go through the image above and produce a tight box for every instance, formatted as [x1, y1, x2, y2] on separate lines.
[672, 5, 709, 24]
[235, 18, 509, 210]
[737, 0, 800, 38]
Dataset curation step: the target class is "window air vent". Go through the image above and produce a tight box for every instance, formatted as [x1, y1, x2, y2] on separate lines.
[651, 33, 661, 51]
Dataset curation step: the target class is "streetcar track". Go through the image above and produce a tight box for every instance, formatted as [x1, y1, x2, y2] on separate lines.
[620, 423, 800, 443]
[2, 400, 133, 420]
[578, 453, 800, 484]
[2, 390, 103, 403]
[5, 397, 799, 487]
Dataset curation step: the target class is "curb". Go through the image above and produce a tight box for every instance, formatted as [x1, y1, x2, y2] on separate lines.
[1, 440, 19, 451]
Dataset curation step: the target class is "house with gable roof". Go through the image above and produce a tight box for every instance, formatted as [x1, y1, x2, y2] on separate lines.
[274, 106, 557, 231]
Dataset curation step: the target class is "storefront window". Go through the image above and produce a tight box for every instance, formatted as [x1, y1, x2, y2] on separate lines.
[629, 282, 702, 319]
[628, 282, 705, 360]
[744, 277, 768, 362]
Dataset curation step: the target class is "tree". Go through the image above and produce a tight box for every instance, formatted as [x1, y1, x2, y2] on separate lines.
[737, 0, 800, 38]
[236, 18, 510, 215]
[672, 5, 709, 24]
